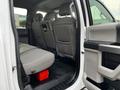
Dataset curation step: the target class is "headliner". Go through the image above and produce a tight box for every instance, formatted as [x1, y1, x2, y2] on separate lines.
[14, 0, 72, 12]
[14, 0, 44, 9]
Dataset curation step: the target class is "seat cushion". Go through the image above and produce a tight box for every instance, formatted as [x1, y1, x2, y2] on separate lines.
[20, 43, 55, 75]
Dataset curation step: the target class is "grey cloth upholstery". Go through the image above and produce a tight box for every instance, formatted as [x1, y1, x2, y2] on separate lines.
[40, 21, 56, 49]
[39, 12, 57, 50]
[44, 12, 57, 21]
[53, 17, 76, 58]
[32, 14, 47, 49]
[52, 4, 76, 58]
[20, 43, 55, 75]
[33, 14, 43, 22]
[59, 3, 71, 16]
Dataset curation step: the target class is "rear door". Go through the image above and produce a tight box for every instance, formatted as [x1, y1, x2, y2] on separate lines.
[83, 0, 120, 90]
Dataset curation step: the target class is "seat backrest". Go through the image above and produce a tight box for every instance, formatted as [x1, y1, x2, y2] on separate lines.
[40, 12, 57, 50]
[32, 14, 47, 49]
[53, 4, 76, 58]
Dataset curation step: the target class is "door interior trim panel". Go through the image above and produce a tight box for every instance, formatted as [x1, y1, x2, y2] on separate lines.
[85, 42, 120, 81]
[98, 65, 120, 80]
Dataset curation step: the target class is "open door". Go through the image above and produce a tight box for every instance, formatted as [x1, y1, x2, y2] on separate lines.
[84, 0, 120, 90]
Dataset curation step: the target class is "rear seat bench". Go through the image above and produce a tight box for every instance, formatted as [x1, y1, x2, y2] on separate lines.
[20, 43, 55, 75]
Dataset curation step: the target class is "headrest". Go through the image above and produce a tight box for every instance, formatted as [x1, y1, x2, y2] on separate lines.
[59, 4, 70, 16]
[44, 12, 57, 21]
[33, 14, 43, 22]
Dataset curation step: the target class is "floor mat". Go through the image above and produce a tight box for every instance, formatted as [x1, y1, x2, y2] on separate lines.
[30, 60, 75, 90]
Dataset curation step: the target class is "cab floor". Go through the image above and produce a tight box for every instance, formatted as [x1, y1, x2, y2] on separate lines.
[30, 59, 75, 90]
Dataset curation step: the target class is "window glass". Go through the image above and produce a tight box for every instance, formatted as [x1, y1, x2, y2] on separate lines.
[101, 0, 120, 22]
[89, 0, 114, 25]
[14, 7, 27, 28]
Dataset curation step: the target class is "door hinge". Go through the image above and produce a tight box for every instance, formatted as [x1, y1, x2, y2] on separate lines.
[81, 51, 85, 54]
[12, 66, 16, 72]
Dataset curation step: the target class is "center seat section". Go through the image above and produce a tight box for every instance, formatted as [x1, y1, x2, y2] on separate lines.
[32, 14, 47, 49]
[20, 43, 55, 75]
[39, 12, 57, 52]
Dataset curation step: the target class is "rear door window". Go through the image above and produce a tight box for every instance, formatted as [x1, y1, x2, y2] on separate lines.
[14, 7, 27, 28]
